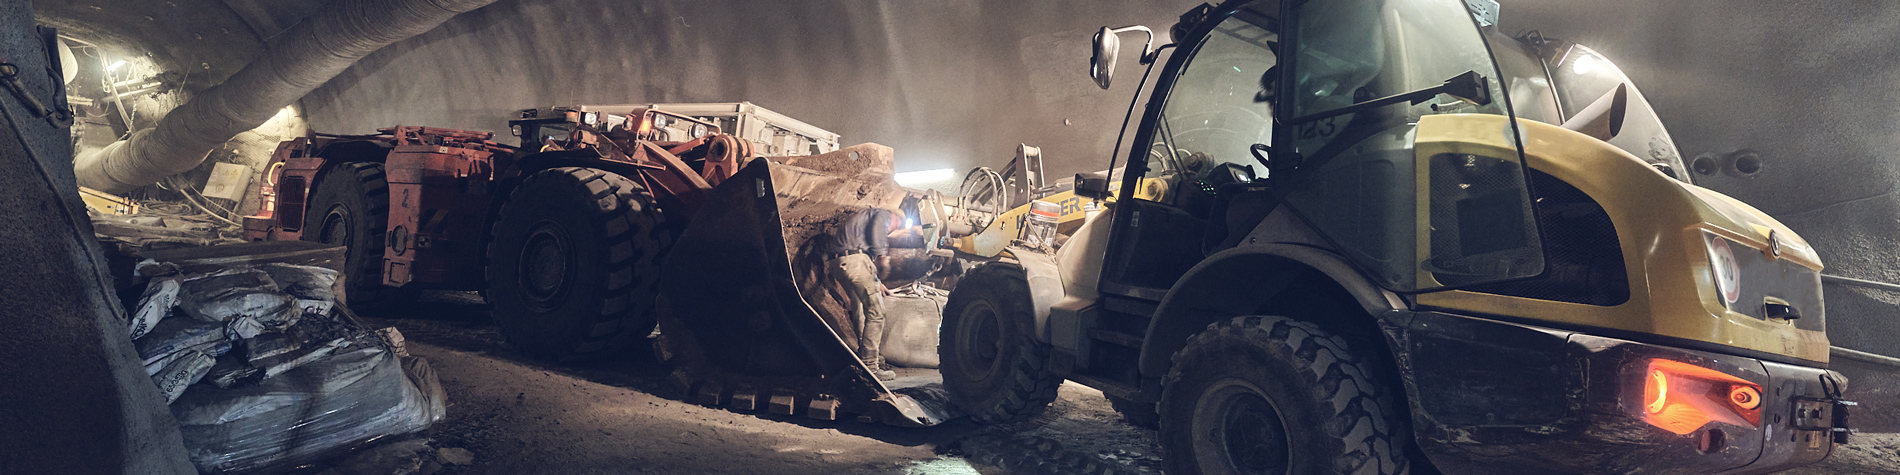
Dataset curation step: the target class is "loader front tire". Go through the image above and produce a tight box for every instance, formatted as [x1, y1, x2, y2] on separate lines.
[1159, 316, 1410, 475]
[939, 264, 1061, 424]
[304, 162, 415, 309]
[487, 167, 670, 362]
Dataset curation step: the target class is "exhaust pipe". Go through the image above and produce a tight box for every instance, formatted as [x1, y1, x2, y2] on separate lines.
[74, 0, 498, 194]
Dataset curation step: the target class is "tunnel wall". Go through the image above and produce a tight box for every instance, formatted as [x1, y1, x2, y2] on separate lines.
[297, 0, 1197, 188]
[0, 3, 194, 473]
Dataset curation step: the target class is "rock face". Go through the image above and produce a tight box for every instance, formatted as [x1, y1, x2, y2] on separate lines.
[0, 3, 195, 473]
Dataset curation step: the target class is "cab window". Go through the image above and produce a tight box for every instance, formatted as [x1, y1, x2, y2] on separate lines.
[1135, 8, 1277, 218]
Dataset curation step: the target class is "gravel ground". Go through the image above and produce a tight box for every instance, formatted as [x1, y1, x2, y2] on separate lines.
[317, 292, 1894, 474]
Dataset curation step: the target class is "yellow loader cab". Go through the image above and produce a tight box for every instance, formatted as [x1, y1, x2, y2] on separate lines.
[937, 1, 1852, 474]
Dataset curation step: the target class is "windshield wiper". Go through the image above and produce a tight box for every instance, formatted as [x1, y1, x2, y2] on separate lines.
[1285, 70, 1491, 125]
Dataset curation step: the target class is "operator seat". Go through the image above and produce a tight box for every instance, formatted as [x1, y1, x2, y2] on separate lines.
[1198, 163, 1274, 256]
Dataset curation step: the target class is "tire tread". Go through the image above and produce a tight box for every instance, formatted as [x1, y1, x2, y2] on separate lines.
[1160, 316, 1410, 475]
[941, 264, 1063, 424]
[487, 167, 672, 360]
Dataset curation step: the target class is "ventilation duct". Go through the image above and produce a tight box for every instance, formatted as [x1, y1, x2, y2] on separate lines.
[74, 0, 499, 194]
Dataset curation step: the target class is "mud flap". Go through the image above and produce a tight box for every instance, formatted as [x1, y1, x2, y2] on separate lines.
[657, 149, 950, 427]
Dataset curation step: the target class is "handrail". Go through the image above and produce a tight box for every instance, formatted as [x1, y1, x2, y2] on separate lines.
[1833, 346, 1900, 369]
[1821, 274, 1900, 368]
[1822, 274, 1900, 293]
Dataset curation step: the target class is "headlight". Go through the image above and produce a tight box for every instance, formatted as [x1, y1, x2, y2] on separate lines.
[1641, 359, 1762, 435]
[690, 124, 708, 138]
[582, 112, 599, 126]
[1704, 233, 1741, 306]
[509, 124, 523, 137]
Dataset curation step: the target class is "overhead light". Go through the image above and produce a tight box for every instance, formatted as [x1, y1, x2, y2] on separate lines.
[894, 168, 956, 187]
[1570, 54, 1599, 76]
[106, 60, 126, 72]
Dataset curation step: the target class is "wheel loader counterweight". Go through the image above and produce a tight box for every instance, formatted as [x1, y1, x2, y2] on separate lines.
[939, 0, 1854, 474]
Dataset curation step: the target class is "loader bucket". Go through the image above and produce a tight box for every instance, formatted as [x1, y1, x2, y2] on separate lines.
[656, 144, 951, 427]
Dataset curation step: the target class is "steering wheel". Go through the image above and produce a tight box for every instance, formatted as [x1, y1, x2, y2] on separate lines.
[1250, 143, 1272, 169]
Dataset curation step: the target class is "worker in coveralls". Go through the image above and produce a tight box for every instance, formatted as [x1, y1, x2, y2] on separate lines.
[827, 207, 907, 381]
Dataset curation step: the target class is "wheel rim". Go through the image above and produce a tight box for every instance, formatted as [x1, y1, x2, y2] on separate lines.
[316, 206, 358, 268]
[518, 221, 573, 311]
[954, 299, 1004, 383]
[317, 206, 351, 246]
[1194, 378, 1292, 475]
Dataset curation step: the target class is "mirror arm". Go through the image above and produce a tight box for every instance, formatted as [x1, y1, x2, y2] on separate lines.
[1284, 71, 1490, 125]
[1141, 43, 1176, 65]
[1106, 26, 1159, 63]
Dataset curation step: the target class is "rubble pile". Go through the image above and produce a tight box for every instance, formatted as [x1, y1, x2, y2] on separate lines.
[125, 244, 445, 473]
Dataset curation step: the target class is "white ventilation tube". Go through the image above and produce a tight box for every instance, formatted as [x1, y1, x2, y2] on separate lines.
[74, 0, 498, 194]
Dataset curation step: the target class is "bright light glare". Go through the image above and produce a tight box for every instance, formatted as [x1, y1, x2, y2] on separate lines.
[894, 168, 956, 187]
[1570, 55, 1599, 76]
[106, 60, 126, 72]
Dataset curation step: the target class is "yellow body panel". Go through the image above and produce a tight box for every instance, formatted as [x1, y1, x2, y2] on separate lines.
[950, 182, 1130, 258]
[79, 186, 137, 215]
[1415, 114, 1829, 363]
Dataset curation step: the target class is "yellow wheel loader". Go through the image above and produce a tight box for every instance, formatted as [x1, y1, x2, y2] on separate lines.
[935, 0, 1852, 474]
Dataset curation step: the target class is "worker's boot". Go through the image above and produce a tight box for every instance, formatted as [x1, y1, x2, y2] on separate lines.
[865, 358, 896, 381]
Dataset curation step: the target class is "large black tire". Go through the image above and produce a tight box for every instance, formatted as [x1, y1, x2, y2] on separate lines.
[486, 167, 670, 361]
[1108, 395, 1160, 429]
[939, 264, 1062, 423]
[1159, 316, 1410, 475]
[303, 162, 415, 308]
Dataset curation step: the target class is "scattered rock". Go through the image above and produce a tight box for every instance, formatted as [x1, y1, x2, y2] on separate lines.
[436, 447, 475, 466]
[328, 438, 429, 475]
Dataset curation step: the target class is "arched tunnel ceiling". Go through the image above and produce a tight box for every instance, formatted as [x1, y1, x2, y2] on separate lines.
[33, 0, 327, 90]
[290, 0, 1199, 178]
[30, 0, 1900, 355]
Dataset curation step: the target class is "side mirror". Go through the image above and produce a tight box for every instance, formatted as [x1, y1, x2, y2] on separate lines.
[1090, 26, 1156, 90]
[1090, 27, 1121, 90]
[1075, 171, 1112, 199]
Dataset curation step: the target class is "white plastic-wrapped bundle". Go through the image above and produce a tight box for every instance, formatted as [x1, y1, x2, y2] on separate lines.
[258, 263, 338, 302]
[153, 349, 216, 404]
[171, 334, 445, 473]
[136, 317, 227, 371]
[177, 267, 299, 330]
[129, 277, 180, 339]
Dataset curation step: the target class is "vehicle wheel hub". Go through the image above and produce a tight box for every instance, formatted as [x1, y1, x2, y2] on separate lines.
[519, 222, 573, 309]
[956, 301, 1004, 382]
[1197, 379, 1291, 475]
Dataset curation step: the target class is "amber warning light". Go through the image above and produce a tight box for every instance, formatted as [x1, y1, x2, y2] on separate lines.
[1641, 359, 1763, 435]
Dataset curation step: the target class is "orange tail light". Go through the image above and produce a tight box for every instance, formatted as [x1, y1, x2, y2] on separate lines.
[1641, 359, 1763, 435]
